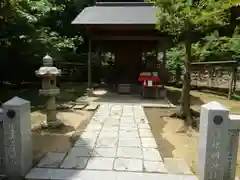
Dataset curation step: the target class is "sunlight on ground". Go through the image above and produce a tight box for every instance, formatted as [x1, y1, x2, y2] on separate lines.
[92, 89, 108, 96]
[167, 86, 240, 114]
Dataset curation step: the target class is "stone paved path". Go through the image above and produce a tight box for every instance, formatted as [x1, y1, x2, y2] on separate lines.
[26, 103, 198, 180]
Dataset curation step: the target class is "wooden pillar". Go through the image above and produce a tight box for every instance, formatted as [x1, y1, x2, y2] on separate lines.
[88, 38, 92, 88]
[96, 48, 101, 83]
[228, 65, 236, 100]
[233, 66, 237, 93]
[162, 49, 167, 68]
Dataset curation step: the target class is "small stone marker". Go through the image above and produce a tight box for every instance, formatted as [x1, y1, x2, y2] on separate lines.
[198, 101, 240, 180]
[2, 97, 32, 178]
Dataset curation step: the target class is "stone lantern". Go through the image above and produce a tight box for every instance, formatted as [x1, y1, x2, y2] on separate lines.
[35, 54, 62, 128]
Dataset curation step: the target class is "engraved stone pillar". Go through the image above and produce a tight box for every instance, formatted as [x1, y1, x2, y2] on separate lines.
[198, 101, 229, 180]
[0, 108, 4, 175]
[226, 115, 240, 180]
[198, 102, 240, 180]
[2, 97, 32, 178]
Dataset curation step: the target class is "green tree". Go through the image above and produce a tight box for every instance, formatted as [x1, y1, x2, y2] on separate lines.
[0, 0, 89, 83]
[154, 0, 236, 127]
[193, 27, 240, 61]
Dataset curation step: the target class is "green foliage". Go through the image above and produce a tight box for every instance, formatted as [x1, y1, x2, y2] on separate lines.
[153, 0, 238, 71]
[0, 0, 90, 83]
[166, 45, 184, 71]
[166, 27, 240, 72]
[193, 26, 240, 61]
[0, 0, 79, 51]
[153, 0, 234, 41]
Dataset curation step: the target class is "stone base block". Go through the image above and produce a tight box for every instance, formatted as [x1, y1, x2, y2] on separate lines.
[25, 168, 199, 180]
[41, 119, 63, 129]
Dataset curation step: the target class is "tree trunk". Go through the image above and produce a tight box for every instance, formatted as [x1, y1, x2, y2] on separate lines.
[179, 40, 192, 126]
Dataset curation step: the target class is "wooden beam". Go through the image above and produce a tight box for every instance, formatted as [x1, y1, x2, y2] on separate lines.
[91, 36, 161, 41]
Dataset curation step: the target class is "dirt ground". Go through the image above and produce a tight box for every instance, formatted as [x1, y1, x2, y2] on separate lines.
[31, 109, 93, 166]
[145, 87, 240, 176]
[167, 86, 240, 114]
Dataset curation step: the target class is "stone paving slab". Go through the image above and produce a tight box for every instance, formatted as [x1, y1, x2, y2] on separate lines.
[67, 147, 93, 157]
[142, 148, 163, 162]
[37, 152, 66, 168]
[91, 147, 117, 157]
[139, 129, 154, 138]
[84, 103, 99, 111]
[143, 161, 168, 173]
[60, 156, 89, 169]
[164, 158, 193, 175]
[98, 131, 118, 138]
[119, 130, 139, 138]
[117, 147, 143, 159]
[141, 138, 158, 148]
[74, 138, 96, 147]
[72, 104, 87, 110]
[118, 138, 141, 147]
[114, 158, 143, 172]
[26, 168, 199, 180]
[96, 137, 118, 147]
[86, 157, 114, 170]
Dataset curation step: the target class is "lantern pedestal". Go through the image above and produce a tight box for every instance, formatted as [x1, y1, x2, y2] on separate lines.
[41, 96, 63, 128]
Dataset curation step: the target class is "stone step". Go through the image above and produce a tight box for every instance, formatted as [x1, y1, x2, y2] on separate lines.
[163, 158, 193, 175]
[36, 152, 66, 168]
[25, 168, 198, 180]
[76, 97, 88, 104]
[84, 103, 99, 111]
[73, 104, 88, 110]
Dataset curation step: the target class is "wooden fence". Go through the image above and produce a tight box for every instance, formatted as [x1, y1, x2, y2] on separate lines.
[190, 61, 239, 99]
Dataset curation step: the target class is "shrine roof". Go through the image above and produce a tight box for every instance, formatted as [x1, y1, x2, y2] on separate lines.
[72, 2, 159, 25]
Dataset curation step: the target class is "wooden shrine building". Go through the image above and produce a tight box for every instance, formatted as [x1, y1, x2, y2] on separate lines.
[72, 1, 170, 94]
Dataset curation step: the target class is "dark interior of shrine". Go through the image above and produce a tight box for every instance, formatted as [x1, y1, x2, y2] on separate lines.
[91, 40, 164, 84]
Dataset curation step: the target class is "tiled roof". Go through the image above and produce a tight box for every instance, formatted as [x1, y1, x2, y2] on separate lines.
[72, 2, 159, 25]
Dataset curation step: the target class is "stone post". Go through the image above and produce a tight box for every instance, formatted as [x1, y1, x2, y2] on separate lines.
[2, 97, 32, 178]
[0, 108, 4, 175]
[226, 114, 240, 180]
[198, 101, 229, 180]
